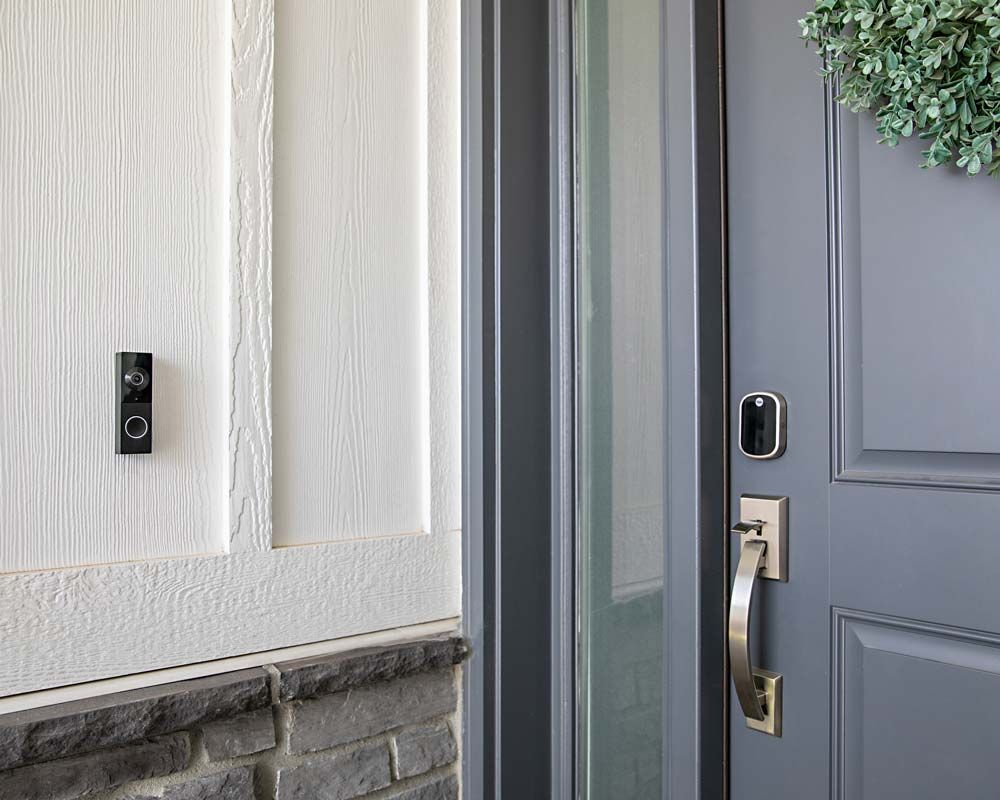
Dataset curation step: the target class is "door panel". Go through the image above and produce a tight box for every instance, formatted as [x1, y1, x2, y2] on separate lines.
[830, 486, 1000, 631]
[728, 0, 1000, 797]
[835, 108, 1000, 482]
[834, 610, 1000, 799]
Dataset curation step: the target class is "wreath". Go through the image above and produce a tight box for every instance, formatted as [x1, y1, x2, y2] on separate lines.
[800, 1, 1000, 177]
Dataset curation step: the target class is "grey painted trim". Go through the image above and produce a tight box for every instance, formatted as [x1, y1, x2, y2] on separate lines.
[550, 0, 576, 798]
[460, 0, 490, 796]
[462, 1, 554, 797]
[495, 0, 553, 794]
[662, 0, 727, 798]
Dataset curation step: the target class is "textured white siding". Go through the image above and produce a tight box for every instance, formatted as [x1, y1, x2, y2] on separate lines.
[0, 0, 461, 698]
[0, 0, 228, 573]
[271, 1, 461, 547]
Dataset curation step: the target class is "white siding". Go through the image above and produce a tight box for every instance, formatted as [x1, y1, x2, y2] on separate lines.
[0, 0, 462, 699]
[0, 0, 228, 573]
[272, 1, 461, 547]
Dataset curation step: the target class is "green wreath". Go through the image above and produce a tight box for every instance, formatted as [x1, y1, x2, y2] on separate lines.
[800, 1, 1000, 177]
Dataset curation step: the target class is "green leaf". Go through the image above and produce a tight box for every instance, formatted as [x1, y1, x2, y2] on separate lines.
[799, 0, 1000, 178]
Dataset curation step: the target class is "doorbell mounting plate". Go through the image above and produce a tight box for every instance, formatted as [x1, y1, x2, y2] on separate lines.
[116, 352, 152, 454]
[738, 391, 786, 460]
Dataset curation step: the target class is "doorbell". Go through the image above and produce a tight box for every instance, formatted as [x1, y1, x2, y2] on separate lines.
[116, 352, 152, 454]
[738, 391, 786, 460]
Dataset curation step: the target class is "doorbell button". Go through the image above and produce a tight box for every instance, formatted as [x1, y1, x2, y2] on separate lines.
[124, 415, 149, 440]
[739, 391, 786, 460]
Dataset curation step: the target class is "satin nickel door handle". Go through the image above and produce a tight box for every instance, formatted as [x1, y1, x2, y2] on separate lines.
[730, 536, 768, 722]
[728, 495, 788, 737]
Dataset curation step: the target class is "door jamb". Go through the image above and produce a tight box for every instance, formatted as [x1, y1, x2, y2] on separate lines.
[460, 0, 728, 796]
[461, 1, 554, 797]
[661, 0, 728, 797]
[550, 0, 576, 797]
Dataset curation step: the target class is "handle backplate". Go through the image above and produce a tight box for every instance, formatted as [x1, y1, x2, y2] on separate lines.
[747, 669, 782, 737]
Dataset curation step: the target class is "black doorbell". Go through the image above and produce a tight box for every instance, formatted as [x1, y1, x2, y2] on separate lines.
[738, 391, 786, 460]
[116, 352, 152, 454]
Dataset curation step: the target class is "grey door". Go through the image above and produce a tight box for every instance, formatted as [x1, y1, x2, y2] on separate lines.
[727, 1, 1000, 798]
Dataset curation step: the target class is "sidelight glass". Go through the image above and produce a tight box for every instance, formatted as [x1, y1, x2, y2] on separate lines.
[576, 0, 665, 797]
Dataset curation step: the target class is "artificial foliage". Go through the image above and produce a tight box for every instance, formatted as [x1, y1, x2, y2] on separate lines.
[800, 0, 1000, 177]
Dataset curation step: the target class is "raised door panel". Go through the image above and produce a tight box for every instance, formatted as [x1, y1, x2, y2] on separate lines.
[272, 0, 461, 547]
[0, 0, 228, 573]
[833, 108, 1000, 487]
[834, 610, 1000, 800]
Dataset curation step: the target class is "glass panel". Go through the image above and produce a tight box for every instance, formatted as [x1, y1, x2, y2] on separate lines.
[576, 0, 665, 797]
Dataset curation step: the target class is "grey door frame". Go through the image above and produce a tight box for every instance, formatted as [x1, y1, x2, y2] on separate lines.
[461, 1, 556, 797]
[661, 0, 728, 796]
[460, 0, 729, 797]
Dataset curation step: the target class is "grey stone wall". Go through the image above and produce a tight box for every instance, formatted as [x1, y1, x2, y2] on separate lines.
[0, 638, 467, 800]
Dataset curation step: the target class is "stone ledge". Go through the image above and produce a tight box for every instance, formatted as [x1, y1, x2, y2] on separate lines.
[0, 669, 269, 771]
[0, 637, 469, 800]
[276, 638, 467, 702]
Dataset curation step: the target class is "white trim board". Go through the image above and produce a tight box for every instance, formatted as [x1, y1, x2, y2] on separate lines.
[0, 531, 461, 699]
[228, 0, 275, 554]
[0, 617, 460, 715]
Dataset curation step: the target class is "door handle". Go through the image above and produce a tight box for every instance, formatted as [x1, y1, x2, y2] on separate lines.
[729, 535, 769, 723]
[728, 495, 788, 737]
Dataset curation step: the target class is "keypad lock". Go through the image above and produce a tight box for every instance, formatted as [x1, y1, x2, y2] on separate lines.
[739, 391, 786, 460]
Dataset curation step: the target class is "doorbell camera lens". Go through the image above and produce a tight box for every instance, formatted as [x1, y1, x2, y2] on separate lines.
[124, 367, 150, 392]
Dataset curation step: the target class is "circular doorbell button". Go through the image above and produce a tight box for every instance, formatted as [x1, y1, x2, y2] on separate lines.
[124, 415, 149, 440]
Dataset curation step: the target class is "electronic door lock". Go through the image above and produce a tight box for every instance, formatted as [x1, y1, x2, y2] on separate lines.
[739, 391, 786, 460]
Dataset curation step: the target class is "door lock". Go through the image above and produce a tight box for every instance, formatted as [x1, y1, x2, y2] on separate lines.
[729, 494, 787, 736]
[739, 391, 786, 460]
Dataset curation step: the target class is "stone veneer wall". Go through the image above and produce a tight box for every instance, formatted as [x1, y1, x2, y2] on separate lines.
[0, 638, 467, 800]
